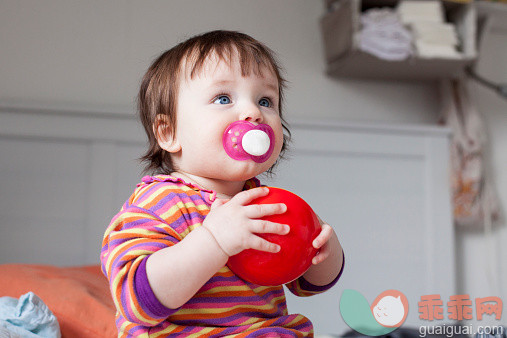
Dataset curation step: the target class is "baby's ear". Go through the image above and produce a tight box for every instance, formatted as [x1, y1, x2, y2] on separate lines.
[153, 114, 181, 153]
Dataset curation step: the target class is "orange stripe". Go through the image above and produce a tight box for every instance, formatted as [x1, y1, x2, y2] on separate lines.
[120, 321, 139, 337]
[139, 183, 197, 209]
[108, 230, 171, 242]
[151, 323, 188, 336]
[171, 303, 283, 321]
[160, 208, 186, 225]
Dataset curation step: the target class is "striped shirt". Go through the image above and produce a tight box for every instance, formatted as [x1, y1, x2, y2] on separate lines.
[101, 175, 343, 337]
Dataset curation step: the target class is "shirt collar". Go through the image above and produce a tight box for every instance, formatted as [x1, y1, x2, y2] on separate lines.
[138, 174, 261, 204]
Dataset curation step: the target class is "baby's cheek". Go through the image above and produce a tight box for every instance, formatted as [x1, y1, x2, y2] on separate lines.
[270, 134, 284, 162]
[274, 123, 285, 151]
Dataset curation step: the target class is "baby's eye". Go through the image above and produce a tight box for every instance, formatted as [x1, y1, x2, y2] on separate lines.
[259, 98, 271, 107]
[213, 95, 231, 105]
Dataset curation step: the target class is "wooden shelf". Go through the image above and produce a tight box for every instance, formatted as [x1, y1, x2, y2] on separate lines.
[326, 51, 475, 81]
[320, 0, 478, 81]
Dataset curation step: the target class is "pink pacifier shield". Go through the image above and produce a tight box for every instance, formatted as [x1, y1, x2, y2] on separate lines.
[223, 121, 275, 163]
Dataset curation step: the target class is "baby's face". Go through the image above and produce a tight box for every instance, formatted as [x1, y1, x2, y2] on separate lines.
[170, 52, 284, 181]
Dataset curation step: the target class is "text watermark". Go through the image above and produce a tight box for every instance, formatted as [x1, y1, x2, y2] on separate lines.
[419, 324, 505, 337]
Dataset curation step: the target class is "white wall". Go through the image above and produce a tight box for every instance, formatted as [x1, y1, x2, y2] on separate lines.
[1, 0, 506, 330]
[0, 0, 438, 124]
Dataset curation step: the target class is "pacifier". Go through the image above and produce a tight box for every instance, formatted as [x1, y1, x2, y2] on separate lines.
[223, 121, 275, 163]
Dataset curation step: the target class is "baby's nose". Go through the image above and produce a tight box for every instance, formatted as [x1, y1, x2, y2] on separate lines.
[244, 115, 262, 124]
[240, 106, 263, 124]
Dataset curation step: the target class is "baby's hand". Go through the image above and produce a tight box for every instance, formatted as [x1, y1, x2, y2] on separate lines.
[311, 223, 336, 265]
[203, 187, 290, 257]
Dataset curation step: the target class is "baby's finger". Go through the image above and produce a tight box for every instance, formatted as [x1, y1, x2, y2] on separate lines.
[244, 203, 286, 219]
[210, 198, 228, 210]
[249, 235, 280, 253]
[312, 249, 330, 265]
[312, 224, 332, 249]
[234, 187, 269, 205]
[250, 220, 290, 235]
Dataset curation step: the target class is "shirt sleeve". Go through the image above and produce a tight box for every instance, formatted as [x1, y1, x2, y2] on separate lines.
[285, 250, 345, 297]
[101, 204, 184, 326]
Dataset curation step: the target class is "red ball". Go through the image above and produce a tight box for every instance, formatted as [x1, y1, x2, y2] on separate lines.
[227, 187, 321, 286]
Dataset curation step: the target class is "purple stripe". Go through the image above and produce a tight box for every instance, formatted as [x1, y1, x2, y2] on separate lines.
[121, 216, 158, 229]
[188, 289, 284, 305]
[205, 275, 243, 283]
[243, 327, 301, 337]
[150, 192, 183, 212]
[125, 325, 148, 336]
[270, 315, 291, 327]
[134, 257, 178, 318]
[178, 211, 205, 224]
[291, 320, 313, 332]
[187, 192, 208, 203]
[299, 250, 345, 292]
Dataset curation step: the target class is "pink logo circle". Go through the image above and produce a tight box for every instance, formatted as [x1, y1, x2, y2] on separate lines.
[371, 290, 409, 328]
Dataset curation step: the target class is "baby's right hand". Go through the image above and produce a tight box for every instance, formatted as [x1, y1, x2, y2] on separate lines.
[203, 187, 290, 257]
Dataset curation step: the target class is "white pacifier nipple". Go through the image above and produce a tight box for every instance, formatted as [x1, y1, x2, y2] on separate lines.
[241, 129, 271, 156]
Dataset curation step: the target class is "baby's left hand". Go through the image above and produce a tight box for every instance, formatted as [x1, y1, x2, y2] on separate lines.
[311, 223, 336, 265]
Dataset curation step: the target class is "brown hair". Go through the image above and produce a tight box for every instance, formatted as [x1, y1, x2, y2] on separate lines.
[137, 30, 291, 175]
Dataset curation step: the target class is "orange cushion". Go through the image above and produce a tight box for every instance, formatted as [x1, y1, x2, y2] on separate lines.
[0, 264, 116, 338]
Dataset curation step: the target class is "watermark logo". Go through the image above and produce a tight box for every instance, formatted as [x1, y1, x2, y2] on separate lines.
[418, 294, 502, 321]
[340, 290, 504, 337]
[340, 289, 409, 336]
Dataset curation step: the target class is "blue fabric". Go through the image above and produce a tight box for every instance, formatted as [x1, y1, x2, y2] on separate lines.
[0, 292, 60, 337]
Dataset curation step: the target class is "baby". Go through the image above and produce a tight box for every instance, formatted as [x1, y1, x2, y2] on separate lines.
[101, 30, 344, 337]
